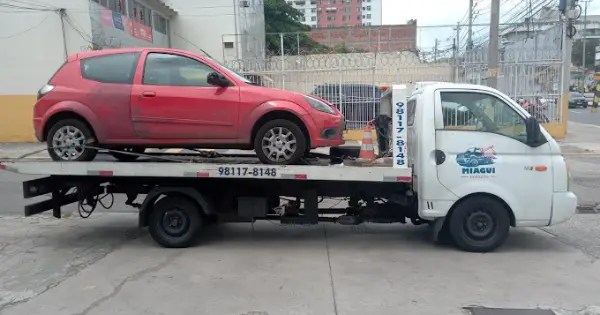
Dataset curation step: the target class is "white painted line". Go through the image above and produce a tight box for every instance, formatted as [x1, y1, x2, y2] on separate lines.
[571, 110, 582, 114]
[568, 121, 600, 129]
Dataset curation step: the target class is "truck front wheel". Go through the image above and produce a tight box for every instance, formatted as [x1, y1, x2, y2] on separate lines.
[448, 196, 510, 252]
[148, 195, 203, 248]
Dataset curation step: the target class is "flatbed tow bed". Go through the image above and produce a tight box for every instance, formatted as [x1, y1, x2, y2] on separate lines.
[0, 155, 423, 247]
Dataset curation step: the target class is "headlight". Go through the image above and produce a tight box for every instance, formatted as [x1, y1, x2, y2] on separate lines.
[304, 96, 336, 115]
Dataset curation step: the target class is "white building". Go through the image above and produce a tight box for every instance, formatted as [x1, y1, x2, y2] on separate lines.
[0, 0, 265, 142]
[360, 0, 382, 26]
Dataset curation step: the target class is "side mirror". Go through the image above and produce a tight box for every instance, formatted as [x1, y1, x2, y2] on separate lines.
[207, 72, 230, 87]
[525, 116, 546, 146]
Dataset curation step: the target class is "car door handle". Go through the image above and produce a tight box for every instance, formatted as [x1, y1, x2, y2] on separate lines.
[141, 91, 156, 98]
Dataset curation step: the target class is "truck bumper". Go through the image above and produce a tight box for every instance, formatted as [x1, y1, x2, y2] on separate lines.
[550, 191, 578, 225]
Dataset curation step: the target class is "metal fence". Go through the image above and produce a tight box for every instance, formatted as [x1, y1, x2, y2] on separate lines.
[224, 22, 564, 130]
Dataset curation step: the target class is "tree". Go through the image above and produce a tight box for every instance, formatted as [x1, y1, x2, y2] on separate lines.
[264, 0, 324, 55]
[572, 38, 600, 69]
[264, 0, 365, 55]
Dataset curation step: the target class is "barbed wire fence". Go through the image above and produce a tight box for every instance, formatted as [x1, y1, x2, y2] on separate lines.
[224, 22, 564, 129]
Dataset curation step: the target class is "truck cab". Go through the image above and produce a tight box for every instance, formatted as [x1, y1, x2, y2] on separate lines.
[407, 83, 577, 233]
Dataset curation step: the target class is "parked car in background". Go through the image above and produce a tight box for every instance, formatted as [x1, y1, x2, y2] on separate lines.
[34, 47, 345, 165]
[310, 83, 383, 129]
[568, 91, 587, 108]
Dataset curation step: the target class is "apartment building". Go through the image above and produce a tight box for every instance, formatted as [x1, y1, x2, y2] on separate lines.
[288, 0, 382, 28]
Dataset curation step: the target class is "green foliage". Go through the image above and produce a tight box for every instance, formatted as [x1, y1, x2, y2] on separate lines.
[572, 38, 600, 69]
[263, 0, 367, 55]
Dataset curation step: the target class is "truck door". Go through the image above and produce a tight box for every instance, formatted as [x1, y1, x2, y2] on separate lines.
[433, 88, 553, 224]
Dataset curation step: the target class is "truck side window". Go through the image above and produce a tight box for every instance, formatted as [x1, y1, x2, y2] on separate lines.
[440, 92, 527, 143]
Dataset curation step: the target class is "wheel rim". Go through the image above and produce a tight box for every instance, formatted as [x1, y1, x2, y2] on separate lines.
[261, 126, 297, 162]
[161, 208, 190, 237]
[51, 125, 86, 160]
[469, 157, 479, 167]
[464, 208, 496, 240]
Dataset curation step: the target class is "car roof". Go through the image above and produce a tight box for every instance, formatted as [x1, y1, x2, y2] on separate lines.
[74, 47, 194, 60]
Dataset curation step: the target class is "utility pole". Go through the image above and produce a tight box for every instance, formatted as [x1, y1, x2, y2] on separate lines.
[455, 22, 461, 82]
[487, 0, 500, 88]
[434, 39, 439, 62]
[582, 0, 590, 85]
[467, 0, 474, 50]
[561, 0, 575, 131]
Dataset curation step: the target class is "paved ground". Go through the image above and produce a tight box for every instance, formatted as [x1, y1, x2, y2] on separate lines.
[1, 126, 600, 315]
[568, 108, 600, 126]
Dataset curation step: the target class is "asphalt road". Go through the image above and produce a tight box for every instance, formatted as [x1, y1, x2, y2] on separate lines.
[569, 108, 600, 125]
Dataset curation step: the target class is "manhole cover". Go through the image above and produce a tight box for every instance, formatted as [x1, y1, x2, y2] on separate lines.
[464, 307, 556, 315]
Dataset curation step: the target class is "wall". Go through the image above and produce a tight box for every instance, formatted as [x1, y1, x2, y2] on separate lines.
[88, 0, 170, 50]
[309, 24, 417, 51]
[166, 0, 237, 62]
[0, 0, 91, 142]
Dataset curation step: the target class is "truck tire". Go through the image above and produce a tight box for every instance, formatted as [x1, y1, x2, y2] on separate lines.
[47, 119, 98, 162]
[148, 195, 203, 248]
[254, 119, 307, 165]
[448, 196, 510, 252]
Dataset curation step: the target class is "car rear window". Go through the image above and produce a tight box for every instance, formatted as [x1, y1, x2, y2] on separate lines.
[80, 52, 140, 84]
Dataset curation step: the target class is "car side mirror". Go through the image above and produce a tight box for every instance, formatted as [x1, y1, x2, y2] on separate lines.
[207, 72, 230, 87]
[525, 116, 546, 147]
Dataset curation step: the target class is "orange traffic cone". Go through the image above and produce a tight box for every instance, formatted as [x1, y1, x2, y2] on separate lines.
[358, 120, 376, 162]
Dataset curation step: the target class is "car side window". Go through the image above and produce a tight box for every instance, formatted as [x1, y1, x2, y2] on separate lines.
[80, 52, 140, 84]
[143, 53, 217, 87]
[440, 91, 528, 143]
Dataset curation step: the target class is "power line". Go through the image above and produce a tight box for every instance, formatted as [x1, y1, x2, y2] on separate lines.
[0, 12, 50, 39]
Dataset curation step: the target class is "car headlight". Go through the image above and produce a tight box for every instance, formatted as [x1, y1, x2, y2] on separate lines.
[304, 96, 336, 115]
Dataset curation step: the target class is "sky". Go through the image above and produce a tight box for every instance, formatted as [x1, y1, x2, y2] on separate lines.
[381, 0, 600, 54]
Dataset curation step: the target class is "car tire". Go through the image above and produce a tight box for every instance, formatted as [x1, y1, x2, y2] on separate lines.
[584, 105, 588, 108]
[47, 118, 98, 162]
[448, 195, 511, 253]
[111, 147, 145, 162]
[148, 195, 203, 248]
[254, 119, 307, 165]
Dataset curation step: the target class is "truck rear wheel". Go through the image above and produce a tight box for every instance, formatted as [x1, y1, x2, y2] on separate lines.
[448, 196, 510, 252]
[148, 195, 203, 248]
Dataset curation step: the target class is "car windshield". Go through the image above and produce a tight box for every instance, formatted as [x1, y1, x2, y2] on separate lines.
[570, 92, 583, 97]
[205, 56, 252, 84]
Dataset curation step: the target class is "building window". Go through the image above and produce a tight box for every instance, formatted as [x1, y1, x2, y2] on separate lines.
[327, 0, 335, 4]
[312, 24, 317, 28]
[153, 13, 168, 34]
[366, 14, 371, 18]
[311, 8, 317, 12]
[342, 7, 351, 12]
[356, 6, 361, 11]
[93, 0, 126, 14]
[342, 15, 350, 21]
[341, 0, 351, 3]
[311, 16, 317, 21]
[129, 0, 152, 27]
[366, 5, 371, 10]
[328, 24, 334, 28]
[327, 16, 335, 21]
[357, 15, 361, 20]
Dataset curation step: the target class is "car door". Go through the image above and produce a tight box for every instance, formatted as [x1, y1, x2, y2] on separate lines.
[130, 51, 240, 140]
[433, 89, 554, 224]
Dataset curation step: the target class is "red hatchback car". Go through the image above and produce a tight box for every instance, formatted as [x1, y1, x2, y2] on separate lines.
[34, 47, 345, 165]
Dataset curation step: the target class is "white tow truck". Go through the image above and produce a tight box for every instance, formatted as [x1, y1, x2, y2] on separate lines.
[0, 83, 578, 252]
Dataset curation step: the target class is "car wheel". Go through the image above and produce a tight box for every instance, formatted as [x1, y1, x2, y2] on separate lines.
[584, 105, 588, 108]
[448, 196, 511, 252]
[148, 195, 203, 248]
[47, 119, 97, 162]
[111, 147, 145, 162]
[254, 119, 307, 165]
